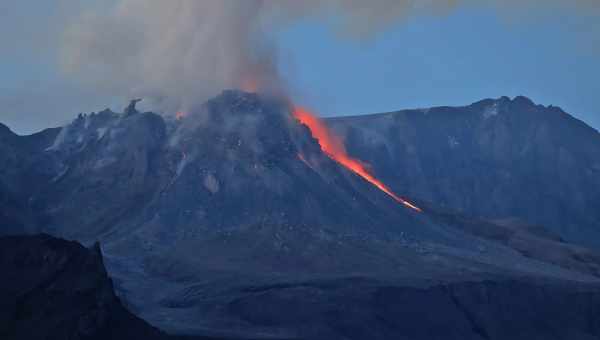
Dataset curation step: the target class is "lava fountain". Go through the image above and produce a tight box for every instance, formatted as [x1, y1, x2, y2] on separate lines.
[293, 106, 421, 212]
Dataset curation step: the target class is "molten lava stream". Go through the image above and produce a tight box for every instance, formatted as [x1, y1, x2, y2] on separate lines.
[293, 106, 421, 212]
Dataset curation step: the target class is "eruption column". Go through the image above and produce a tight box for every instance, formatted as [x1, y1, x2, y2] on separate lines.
[293, 107, 421, 212]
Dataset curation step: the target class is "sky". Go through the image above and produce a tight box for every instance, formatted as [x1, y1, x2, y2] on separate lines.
[1, 1, 599, 134]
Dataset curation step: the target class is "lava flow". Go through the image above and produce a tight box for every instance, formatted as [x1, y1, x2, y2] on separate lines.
[293, 106, 421, 212]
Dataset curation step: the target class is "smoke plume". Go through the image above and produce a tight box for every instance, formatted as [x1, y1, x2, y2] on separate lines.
[61, 0, 599, 114]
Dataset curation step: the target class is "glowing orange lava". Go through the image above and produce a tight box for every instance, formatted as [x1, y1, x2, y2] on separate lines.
[293, 106, 421, 212]
[175, 111, 186, 120]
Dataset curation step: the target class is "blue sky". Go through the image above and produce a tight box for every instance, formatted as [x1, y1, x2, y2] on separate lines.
[279, 6, 600, 128]
[1, 2, 599, 134]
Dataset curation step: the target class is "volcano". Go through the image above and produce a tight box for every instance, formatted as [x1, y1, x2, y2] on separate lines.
[2, 91, 600, 339]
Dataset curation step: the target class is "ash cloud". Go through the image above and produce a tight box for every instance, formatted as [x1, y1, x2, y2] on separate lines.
[60, 0, 469, 114]
[61, 0, 599, 115]
[62, 0, 283, 115]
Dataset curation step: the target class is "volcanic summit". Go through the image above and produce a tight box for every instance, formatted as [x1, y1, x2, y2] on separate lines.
[2, 91, 600, 339]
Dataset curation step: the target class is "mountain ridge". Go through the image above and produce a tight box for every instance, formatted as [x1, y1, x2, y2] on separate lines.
[2, 91, 600, 338]
[326, 95, 600, 247]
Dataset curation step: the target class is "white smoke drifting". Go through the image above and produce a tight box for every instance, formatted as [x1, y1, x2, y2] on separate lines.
[61, 0, 598, 114]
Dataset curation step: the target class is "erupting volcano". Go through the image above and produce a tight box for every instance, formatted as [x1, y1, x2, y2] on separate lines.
[293, 106, 421, 212]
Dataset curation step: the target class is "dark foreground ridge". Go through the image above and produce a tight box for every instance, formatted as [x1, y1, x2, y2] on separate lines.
[2, 235, 600, 340]
[0, 234, 243, 340]
[226, 278, 600, 340]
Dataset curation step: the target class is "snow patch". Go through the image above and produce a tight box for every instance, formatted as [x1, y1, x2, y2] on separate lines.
[51, 165, 70, 182]
[46, 126, 69, 151]
[448, 136, 460, 149]
[109, 126, 125, 139]
[203, 173, 220, 194]
[168, 131, 182, 147]
[96, 127, 108, 140]
[175, 152, 189, 177]
[165, 151, 190, 188]
[93, 157, 117, 169]
[483, 103, 499, 119]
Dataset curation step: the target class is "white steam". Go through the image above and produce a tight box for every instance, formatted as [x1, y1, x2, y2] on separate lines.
[61, 0, 598, 114]
[62, 0, 282, 114]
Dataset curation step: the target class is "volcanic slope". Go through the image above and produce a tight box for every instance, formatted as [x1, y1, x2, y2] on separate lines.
[2, 91, 600, 339]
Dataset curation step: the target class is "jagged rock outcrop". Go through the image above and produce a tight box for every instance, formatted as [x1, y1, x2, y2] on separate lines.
[0, 234, 234, 340]
[124, 99, 143, 116]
